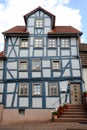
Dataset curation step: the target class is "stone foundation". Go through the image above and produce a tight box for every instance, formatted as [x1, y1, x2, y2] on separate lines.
[2, 109, 53, 123]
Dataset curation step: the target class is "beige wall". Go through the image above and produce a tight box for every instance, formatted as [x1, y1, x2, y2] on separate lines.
[83, 68, 87, 91]
[3, 109, 53, 123]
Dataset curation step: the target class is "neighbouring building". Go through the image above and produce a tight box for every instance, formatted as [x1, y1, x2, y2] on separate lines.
[0, 6, 85, 122]
[79, 43, 87, 91]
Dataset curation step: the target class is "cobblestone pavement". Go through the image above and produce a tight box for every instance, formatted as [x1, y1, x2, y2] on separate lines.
[0, 121, 87, 130]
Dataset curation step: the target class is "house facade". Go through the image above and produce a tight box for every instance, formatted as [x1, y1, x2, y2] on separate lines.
[0, 6, 84, 122]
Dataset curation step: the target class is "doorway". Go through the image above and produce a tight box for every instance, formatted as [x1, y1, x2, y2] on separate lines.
[70, 83, 82, 104]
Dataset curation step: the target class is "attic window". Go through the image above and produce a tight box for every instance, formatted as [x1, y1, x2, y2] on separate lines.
[35, 19, 43, 28]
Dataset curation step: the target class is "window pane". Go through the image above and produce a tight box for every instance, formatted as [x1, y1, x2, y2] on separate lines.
[52, 60, 60, 70]
[36, 19, 43, 27]
[49, 83, 58, 96]
[32, 83, 42, 95]
[32, 60, 41, 70]
[34, 38, 43, 48]
[48, 39, 56, 48]
[19, 83, 28, 96]
[20, 39, 28, 48]
[61, 39, 69, 48]
[19, 61, 28, 70]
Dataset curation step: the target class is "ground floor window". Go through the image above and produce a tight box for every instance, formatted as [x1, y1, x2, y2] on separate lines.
[19, 83, 28, 96]
[48, 83, 58, 96]
[18, 109, 25, 115]
[32, 83, 42, 96]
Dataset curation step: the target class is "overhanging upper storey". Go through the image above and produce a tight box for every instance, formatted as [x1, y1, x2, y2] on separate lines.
[24, 6, 55, 29]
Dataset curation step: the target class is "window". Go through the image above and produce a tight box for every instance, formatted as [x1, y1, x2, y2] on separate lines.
[32, 83, 42, 96]
[19, 60, 28, 70]
[34, 38, 43, 48]
[18, 109, 25, 115]
[61, 38, 69, 48]
[48, 83, 58, 96]
[48, 39, 56, 48]
[32, 59, 41, 71]
[35, 19, 43, 28]
[52, 60, 60, 70]
[20, 38, 28, 48]
[19, 83, 28, 96]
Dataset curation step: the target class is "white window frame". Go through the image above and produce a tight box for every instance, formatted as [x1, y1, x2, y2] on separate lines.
[48, 39, 56, 48]
[48, 83, 58, 96]
[19, 83, 28, 96]
[32, 59, 41, 71]
[35, 19, 43, 28]
[32, 83, 42, 96]
[34, 38, 43, 48]
[19, 60, 28, 71]
[52, 60, 60, 70]
[20, 38, 29, 48]
[61, 38, 70, 48]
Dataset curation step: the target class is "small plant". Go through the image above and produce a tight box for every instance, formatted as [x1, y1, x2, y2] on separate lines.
[83, 91, 87, 96]
[52, 111, 58, 115]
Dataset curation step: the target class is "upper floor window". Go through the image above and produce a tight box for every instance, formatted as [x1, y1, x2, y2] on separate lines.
[48, 83, 58, 96]
[48, 39, 56, 48]
[32, 59, 41, 71]
[19, 60, 28, 71]
[34, 38, 43, 48]
[52, 60, 60, 70]
[61, 38, 69, 48]
[20, 38, 29, 48]
[19, 83, 28, 96]
[32, 83, 42, 96]
[35, 19, 43, 28]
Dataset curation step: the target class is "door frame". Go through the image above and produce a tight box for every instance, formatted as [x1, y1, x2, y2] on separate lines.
[70, 82, 82, 104]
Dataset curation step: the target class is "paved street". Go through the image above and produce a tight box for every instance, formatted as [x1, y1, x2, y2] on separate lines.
[0, 121, 87, 130]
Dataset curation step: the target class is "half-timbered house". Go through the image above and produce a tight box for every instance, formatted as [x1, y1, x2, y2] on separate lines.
[0, 6, 84, 122]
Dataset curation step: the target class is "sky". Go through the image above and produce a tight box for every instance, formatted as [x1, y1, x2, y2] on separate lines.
[0, 0, 87, 51]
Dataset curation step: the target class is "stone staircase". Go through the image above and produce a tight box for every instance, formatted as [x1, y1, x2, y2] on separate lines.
[54, 104, 87, 123]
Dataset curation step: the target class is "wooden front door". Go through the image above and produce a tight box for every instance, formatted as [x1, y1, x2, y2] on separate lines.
[70, 83, 82, 104]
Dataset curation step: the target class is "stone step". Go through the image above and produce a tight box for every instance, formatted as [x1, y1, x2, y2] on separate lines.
[61, 115, 87, 118]
[55, 118, 87, 122]
[53, 104, 87, 123]
[65, 109, 86, 112]
[63, 112, 87, 115]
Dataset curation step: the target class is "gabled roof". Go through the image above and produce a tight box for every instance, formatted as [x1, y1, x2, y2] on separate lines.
[79, 44, 87, 68]
[3, 25, 82, 36]
[48, 26, 82, 36]
[24, 6, 55, 29]
[2, 26, 29, 36]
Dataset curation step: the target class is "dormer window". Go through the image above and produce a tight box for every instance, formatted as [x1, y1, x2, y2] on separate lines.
[35, 19, 43, 28]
